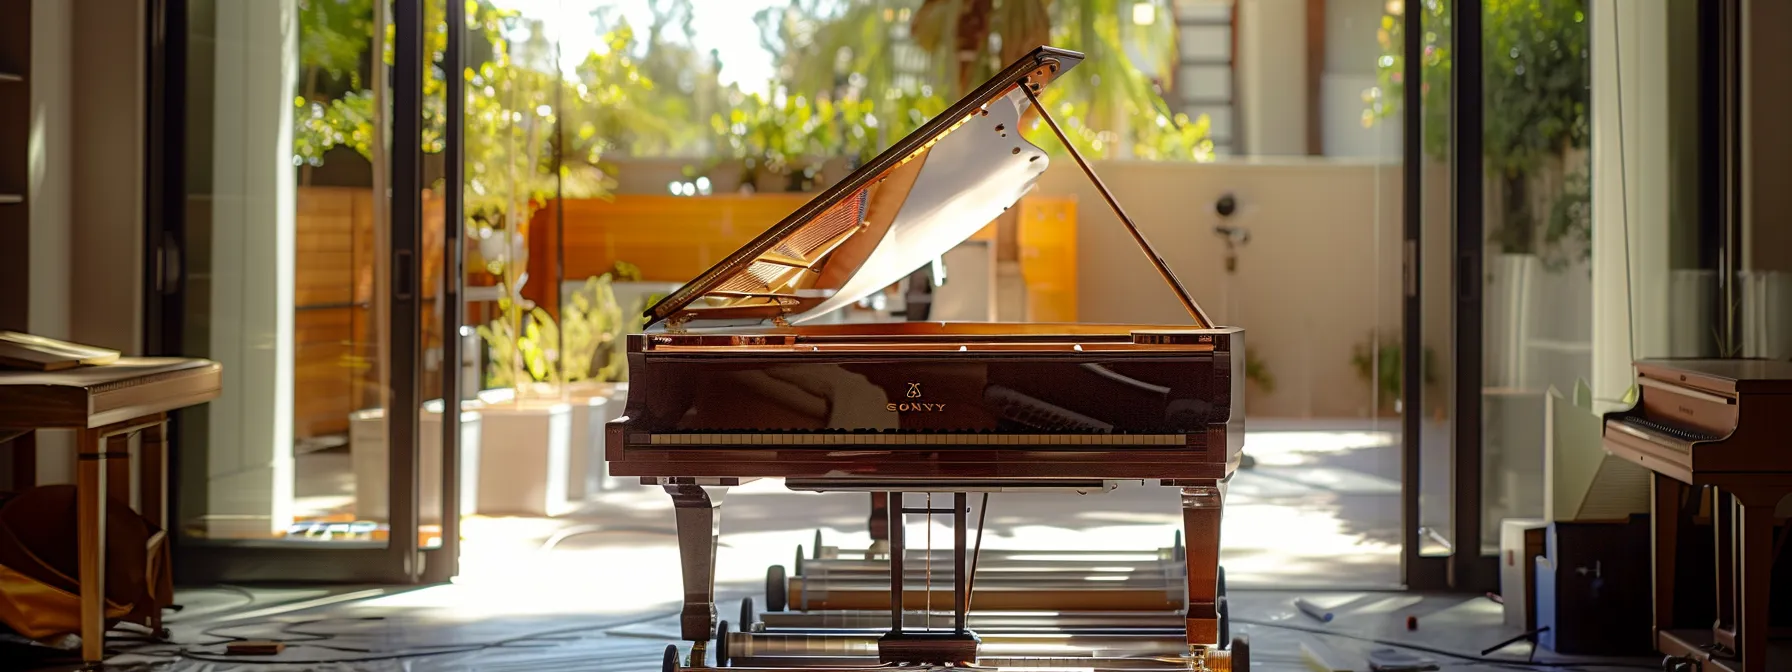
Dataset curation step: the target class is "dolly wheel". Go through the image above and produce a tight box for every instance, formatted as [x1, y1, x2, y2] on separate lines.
[661, 644, 680, 672]
[714, 620, 731, 667]
[739, 597, 756, 628]
[766, 564, 788, 612]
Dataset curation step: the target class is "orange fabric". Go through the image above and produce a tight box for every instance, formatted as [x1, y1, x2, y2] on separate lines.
[0, 486, 172, 641]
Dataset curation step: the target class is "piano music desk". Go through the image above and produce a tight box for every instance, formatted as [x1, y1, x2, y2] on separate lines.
[1603, 359, 1792, 672]
[0, 357, 221, 665]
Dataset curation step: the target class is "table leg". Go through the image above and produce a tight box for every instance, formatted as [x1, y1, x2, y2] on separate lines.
[1735, 499, 1772, 672]
[8, 429, 35, 490]
[141, 420, 167, 531]
[77, 427, 110, 665]
[105, 432, 131, 510]
[142, 419, 169, 636]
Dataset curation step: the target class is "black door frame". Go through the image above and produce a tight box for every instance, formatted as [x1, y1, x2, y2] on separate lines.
[144, 0, 463, 585]
[1399, 0, 1495, 592]
[1400, 0, 1745, 592]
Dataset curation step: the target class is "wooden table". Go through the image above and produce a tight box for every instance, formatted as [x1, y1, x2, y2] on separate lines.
[0, 357, 221, 665]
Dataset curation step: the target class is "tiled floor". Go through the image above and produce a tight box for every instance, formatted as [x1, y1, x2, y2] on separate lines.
[5, 425, 1659, 670]
[12, 585, 1663, 671]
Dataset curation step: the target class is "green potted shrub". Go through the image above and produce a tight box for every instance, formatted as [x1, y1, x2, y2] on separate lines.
[1351, 334, 1439, 416]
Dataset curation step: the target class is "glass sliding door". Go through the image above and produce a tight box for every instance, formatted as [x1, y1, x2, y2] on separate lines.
[150, 0, 458, 584]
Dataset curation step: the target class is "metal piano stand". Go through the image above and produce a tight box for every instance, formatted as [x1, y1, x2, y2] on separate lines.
[658, 482, 1248, 671]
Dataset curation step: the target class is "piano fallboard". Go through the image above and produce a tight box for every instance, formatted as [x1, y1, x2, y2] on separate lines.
[1601, 358, 1792, 481]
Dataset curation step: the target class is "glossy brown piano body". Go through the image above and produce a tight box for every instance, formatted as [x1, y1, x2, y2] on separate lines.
[607, 46, 1248, 671]
[1602, 358, 1792, 672]
[607, 323, 1246, 665]
[608, 323, 1243, 483]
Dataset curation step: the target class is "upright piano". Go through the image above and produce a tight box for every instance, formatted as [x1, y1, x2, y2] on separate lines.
[1602, 358, 1792, 672]
[608, 46, 1248, 671]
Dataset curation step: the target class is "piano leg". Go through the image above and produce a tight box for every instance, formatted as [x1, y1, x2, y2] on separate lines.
[1713, 488, 1737, 650]
[1651, 473, 1685, 638]
[1732, 491, 1776, 672]
[869, 492, 890, 554]
[1180, 483, 1224, 652]
[665, 483, 728, 662]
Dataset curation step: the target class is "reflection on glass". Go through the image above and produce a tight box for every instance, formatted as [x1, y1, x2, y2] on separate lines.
[1370, 0, 1456, 557]
[1475, 0, 1591, 554]
[177, 0, 389, 544]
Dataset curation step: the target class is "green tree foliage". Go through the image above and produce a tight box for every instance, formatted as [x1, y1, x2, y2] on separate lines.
[1368, 0, 1591, 264]
[751, 0, 1214, 163]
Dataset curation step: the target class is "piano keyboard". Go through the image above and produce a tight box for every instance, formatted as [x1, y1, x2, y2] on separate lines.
[1618, 416, 1721, 443]
[640, 432, 1189, 447]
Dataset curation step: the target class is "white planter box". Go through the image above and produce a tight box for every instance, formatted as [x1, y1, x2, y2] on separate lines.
[499, 382, 627, 501]
[473, 399, 575, 517]
[595, 382, 630, 492]
[349, 399, 483, 524]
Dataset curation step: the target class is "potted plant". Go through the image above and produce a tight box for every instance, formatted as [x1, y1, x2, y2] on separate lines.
[1351, 334, 1439, 417]
[1242, 350, 1276, 412]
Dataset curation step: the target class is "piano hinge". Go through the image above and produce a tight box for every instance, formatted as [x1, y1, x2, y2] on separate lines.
[665, 312, 693, 333]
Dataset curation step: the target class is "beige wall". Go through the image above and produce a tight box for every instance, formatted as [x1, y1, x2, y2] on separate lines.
[1236, 0, 1310, 156]
[25, 0, 146, 486]
[1034, 158, 1408, 418]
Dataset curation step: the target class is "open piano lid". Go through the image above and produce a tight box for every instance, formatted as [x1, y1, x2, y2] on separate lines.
[643, 47, 1085, 330]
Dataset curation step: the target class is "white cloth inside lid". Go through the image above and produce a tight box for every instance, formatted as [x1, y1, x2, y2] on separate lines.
[795, 89, 1048, 323]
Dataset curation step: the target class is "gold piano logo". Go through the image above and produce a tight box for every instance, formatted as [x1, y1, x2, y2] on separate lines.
[889, 383, 945, 412]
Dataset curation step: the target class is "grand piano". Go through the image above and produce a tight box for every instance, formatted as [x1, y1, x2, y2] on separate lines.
[607, 46, 1249, 671]
[1602, 358, 1792, 672]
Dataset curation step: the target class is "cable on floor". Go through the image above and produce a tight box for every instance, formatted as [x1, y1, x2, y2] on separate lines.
[107, 608, 686, 666]
[1234, 616, 1664, 671]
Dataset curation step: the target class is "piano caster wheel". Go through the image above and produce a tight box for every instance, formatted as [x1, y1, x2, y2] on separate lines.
[1230, 635, 1250, 671]
[714, 620, 731, 667]
[868, 539, 890, 558]
[1239, 453, 1256, 470]
[739, 597, 756, 629]
[1661, 655, 1700, 672]
[1219, 595, 1230, 647]
[662, 644, 680, 672]
[765, 564, 788, 612]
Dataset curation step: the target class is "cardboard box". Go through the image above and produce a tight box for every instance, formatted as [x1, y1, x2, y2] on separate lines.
[1535, 517, 1654, 655]
[1499, 518, 1547, 629]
